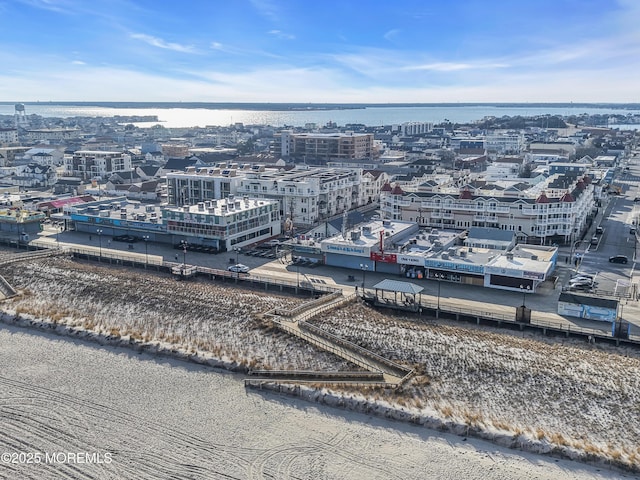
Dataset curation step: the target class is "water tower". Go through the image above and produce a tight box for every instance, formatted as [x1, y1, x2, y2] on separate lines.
[14, 103, 28, 127]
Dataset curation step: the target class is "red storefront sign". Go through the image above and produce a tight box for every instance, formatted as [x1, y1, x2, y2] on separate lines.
[370, 252, 397, 263]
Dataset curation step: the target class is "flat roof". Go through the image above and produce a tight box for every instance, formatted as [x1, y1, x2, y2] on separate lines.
[164, 197, 277, 217]
[322, 220, 416, 251]
[486, 252, 551, 275]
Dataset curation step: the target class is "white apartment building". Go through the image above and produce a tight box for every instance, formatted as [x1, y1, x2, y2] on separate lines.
[22, 148, 64, 167]
[0, 128, 18, 145]
[163, 195, 281, 251]
[166, 165, 244, 206]
[484, 131, 526, 154]
[236, 167, 366, 227]
[25, 128, 81, 142]
[64, 150, 133, 180]
[394, 122, 434, 136]
[273, 131, 375, 162]
[381, 172, 595, 246]
[168, 165, 387, 228]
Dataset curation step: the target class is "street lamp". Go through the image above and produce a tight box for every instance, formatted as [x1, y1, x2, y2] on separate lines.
[234, 247, 240, 281]
[434, 272, 443, 313]
[96, 229, 103, 261]
[180, 240, 188, 269]
[359, 263, 369, 294]
[55, 222, 62, 247]
[519, 284, 531, 307]
[143, 235, 149, 268]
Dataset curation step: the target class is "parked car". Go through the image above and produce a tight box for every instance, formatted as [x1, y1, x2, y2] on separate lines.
[595, 226, 604, 234]
[609, 255, 629, 264]
[631, 227, 637, 235]
[570, 276, 595, 284]
[571, 273, 595, 281]
[568, 284, 593, 292]
[590, 236, 599, 245]
[113, 234, 139, 243]
[569, 279, 594, 288]
[227, 264, 250, 273]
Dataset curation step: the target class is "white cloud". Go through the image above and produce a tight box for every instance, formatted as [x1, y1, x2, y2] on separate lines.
[71, 60, 86, 65]
[15, 0, 73, 13]
[403, 62, 509, 72]
[250, 0, 281, 23]
[130, 33, 195, 53]
[268, 30, 295, 40]
[383, 29, 400, 42]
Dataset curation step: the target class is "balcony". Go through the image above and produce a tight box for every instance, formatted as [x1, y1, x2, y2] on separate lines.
[430, 212, 442, 219]
[485, 206, 510, 213]
[473, 215, 487, 222]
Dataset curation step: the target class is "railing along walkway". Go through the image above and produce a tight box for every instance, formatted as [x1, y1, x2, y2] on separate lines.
[267, 293, 414, 387]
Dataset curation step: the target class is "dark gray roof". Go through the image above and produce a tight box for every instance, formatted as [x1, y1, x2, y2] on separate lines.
[372, 279, 424, 294]
[164, 157, 198, 170]
[558, 293, 618, 309]
[467, 227, 515, 242]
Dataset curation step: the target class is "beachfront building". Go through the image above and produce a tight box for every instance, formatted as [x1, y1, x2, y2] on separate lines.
[163, 195, 281, 251]
[272, 131, 376, 164]
[380, 170, 596, 246]
[168, 165, 388, 228]
[63, 150, 133, 181]
[66, 195, 280, 252]
[320, 220, 557, 293]
[0, 207, 45, 243]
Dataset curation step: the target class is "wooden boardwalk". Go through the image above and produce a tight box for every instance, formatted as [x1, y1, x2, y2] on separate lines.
[249, 293, 414, 389]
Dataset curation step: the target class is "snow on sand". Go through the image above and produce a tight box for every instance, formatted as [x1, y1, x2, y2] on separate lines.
[2, 256, 640, 473]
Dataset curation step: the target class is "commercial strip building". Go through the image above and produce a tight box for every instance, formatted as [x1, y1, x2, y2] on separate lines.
[64, 195, 280, 252]
[317, 219, 557, 294]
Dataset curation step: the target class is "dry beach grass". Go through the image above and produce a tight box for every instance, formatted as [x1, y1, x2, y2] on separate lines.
[2, 256, 639, 470]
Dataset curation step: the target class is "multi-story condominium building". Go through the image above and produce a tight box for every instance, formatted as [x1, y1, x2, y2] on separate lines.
[63, 150, 133, 180]
[167, 165, 388, 228]
[0, 128, 18, 145]
[272, 130, 375, 163]
[394, 122, 434, 136]
[166, 165, 243, 206]
[163, 195, 281, 251]
[67, 196, 281, 252]
[160, 143, 189, 158]
[236, 167, 385, 227]
[484, 131, 526, 154]
[25, 128, 81, 142]
[381, 170, 595, 246]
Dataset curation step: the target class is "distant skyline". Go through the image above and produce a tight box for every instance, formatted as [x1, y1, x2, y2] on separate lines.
[2, 0, 639, 103]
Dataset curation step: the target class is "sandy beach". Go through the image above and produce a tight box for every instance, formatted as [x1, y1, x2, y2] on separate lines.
[0, 324, 629, 480]
[1, 255, 640, 477]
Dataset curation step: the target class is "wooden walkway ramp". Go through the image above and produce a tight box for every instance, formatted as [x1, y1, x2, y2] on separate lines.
[247, 293, 414, 388]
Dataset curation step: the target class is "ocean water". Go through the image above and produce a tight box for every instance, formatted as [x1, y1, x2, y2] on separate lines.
[1, 103, 638, 128]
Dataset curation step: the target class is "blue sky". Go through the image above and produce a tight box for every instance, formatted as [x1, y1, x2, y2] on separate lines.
[1, 0, 639, 102]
